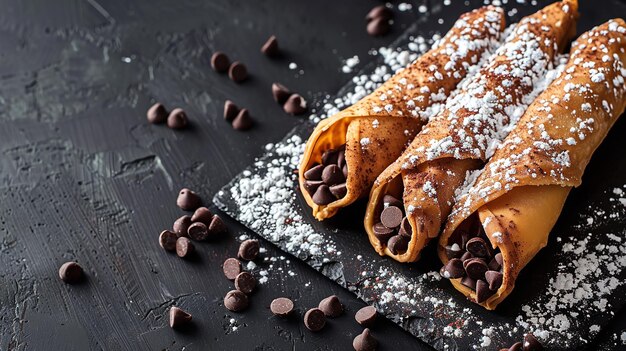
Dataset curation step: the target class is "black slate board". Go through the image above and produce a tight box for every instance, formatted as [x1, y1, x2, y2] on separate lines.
[214, 1, 626, 350]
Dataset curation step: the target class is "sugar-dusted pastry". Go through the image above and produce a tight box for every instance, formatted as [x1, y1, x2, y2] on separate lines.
[364, 0, 578, 262]
[298, 6, 506, 220]
[438, 19, 626, 309]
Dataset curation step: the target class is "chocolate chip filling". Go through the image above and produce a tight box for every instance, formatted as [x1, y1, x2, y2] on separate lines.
[372, 193, 411, 255]
[304, 145, 348, 205]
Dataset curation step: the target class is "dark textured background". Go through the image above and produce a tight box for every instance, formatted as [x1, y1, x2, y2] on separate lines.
[0, 0, 624, 350]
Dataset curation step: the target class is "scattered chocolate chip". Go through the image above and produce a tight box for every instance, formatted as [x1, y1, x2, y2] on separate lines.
[321, 148, 340, 165]
[485, 270, 503, 291]
[228, 61, 248, 83]
[147, 102, 168, 124]
[475, 279, 494, 303]
[191, 207, 213, 225]
[488, 256, 501, 271]
[167, 108, 188, 129]
[508, 342, 523, 351]
[373, 222, 395, 242]
[223, 257, 242, 280]
[322, 165, 344, 185]
[398, 217, 412, 237]
[177, 188, 201, 211]
[272, 83, 291, 105]
[383, 194, 402, 208]
[235, 271, 256, 294]
[176, 237, 195, 258]
[232, 108, 253, 130]
[443, 258, 465, 279]
[283, 94, 307, 115]
[353, 328, 377, 351]
[304, 164, 324, 180]
[318, 295, 343, 318]
[465, 258, 488, 280]
[238, 239, 260, 261]
[224, 290, 249, 312]
[466, 237, 490, 258]
[523, 333, 543, 351]
[329, 183, 347, 199]
[211, 52, 230, 73]
[270, 297, 294, 317]
[460, 251, 473, 262]
[304, 180, 323, 194]
[366, 5, 393, 22]
[187, 222, 209, 241]
[461, 276, 476, 290]
[208, 215, 228, 236]
[261, 35, 279, 57]
[445, 243, 463, 259]
[173, 215, 192, 237]
[367, 17, 390, 36]
[312, 184, 335, 205]
[304, 308, 326, 332]
[495, 252, 503, 266]
[224, 100, 239, 121]
[159, 230, 178, 251]
[169, 306, 192, 329]
[380, 206, 403, 229]
[387, 234, 408, 255]
[355, 306, 377, 327]
[59, 262, 83, 284]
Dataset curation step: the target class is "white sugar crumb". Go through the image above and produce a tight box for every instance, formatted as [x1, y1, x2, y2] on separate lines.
[288, 62, 298, 70]
[342, 55, 360, 73]
[360, 137, 371, 147]
[397, 3, 412, 12]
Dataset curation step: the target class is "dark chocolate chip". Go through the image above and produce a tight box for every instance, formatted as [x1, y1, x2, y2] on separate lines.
[322, 164, 344, 185]
[445, 243, 463, 259]
[523, 333, 543, 351]
[270, 297, 294, 317]
[304, 180, 324, 194]
[443, 258, 465, 279]
[318, 295, 343, 318]
[235, 271, 256, 294]
[380, 206, 403, 229]
[329, 183, 347, 199]
[159, 230, 178, 251]
[354, 306, 377, 327]
[508, 342, 523, 351]
[398, 217, 412, 237]
[304, 308, 326, 332]
[321, 148, 340, 165]
[312, 184, 335, 205]
[224, 290, 249, 312]
[187, 222, 209, 241]
[167, 108, 188, 129]
[272, 83, 291, 105]
[176, 237, 195, 258]
[353, 328, 378, 351]
[169, 306, 192, 329]
[495, 252, 503, 266]
[238, 239, 260, 261]
[283, 94, 307, 115]
[211, 52, 230, 73]
[147, 102, 168, 124]
[337, 148, 346, 168]
[373, 222, 395, 243]
[224, 100, 239, 121]
[466, 237, 490, 258]
[304, 164, 324, 180]
[208, 214, 228, 236]
[342, 164, 348, 178]
[488, 257, 501, 271]
[59, 262, 83, 284]
[387, 234, 408, 255]
[475, 279, 494, 303]
[173, 215, 192, 238]
[232, 108, 253, 130]
[383, 194, 403, 208]
[366, 5, 393, 22]
[465, 258, 488, 280]
[261, 35, 279, 57]
[367, 17, 390, 36]
[460, 251, 473, 262]
[228, 61, 248, 83]
[461, 276, 476, 290]
[485, 270, 503, 291]
[223, 258, 242, 280]
[191, 207, 213, 225]
[177, 188, 201, 211]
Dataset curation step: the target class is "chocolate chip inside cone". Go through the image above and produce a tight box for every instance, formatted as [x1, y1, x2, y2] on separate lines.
[380, 206, 403, 229]
[445, 243, 463, 259]
[464, 258, 488, 280]
[312, 184, 335, 205]
[318, 295, 343, 318]
[304, 164, 324, 180]
[321, 165, 344, 185]
[373, 222, 395, 243]
[224, 289, 248, 312]
[304, 180, 323, 194]
[475, 279, 494, 303]
[270, 297, 294, 317]
[466, 237, 490, 258]
[485, 270, 503, 291]
[387, 234, 408, 255]
[321, 147, 340, 165]
[169, 306, 192, 329]
[354, 306, 377, 327]
[303, 308, 326, 332]
[461, 276, 476, 290]
[443, 258, 465, 279]
[329, 183, 347, 199]
[353, 328, 377, 351]
[460, 251, 472, 262]
[398, 217, 412, 237]
[383, 194, 402, 208]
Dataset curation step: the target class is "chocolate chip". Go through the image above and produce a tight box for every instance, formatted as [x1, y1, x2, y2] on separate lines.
[366, 5, 393, 22]
[465, 258, 488, 280]
[508, 342, 523, 351]
[147, 102, 168, 124]
[355, 306, 377, 327]
[261, 35, 279, 57]
[329, 183, 347, 199]
[224, 100, 239, 121]
[367, 17, 390, 36]
[485, 270, 503, 291]
[283, 94, 307, 115]
[443, 258, 465, 279]
[445, 243, 463, 259]
[176, 237, 195, 258]
[398, 217, 412, 237]
[383, 194, 402, 208]
[475, 279, 494, 303]
[169, 306, 192, 329]
[177, 188, 201, 211]
[238, 239, 260, 261]
[321, 148, 340, 165]
[272, 83, 291, 105]
[159, 230, 178, 251]
[228, 61, 248, 83]
[337, 148, 346, 168]
[304, 180, 323, 194]
[312, 184, 335, 205]
[387, 234, 408, 255]
[224, 290, 249, 312]
[304, 308, 326, 332]
[461, 276, 476, 290]
[232, 108, 253, 130]
[380, 206, 403, 229]
[211, 52, 230, 73]
[373, 222, 395, 242]
[523, 333, 543, 351]
[191, 207, 213, 225]
[495, 252, 503, 266]
[187, 222, 209, 241]
[318, 295, 343, 318]
[173, 215, 192, 237]
[342, 164, 348, 178]
[208, 214, 228, 236]
[223, 258, 242, 280]
[59, 262, 83, 284]
[270, 297, 294, 317]
[322, 165, 344, 185]
[167, 108, 188, 129]
[488, 257, 501, 271]
[466, 237, 490, 258]
[460, 251, 473, 262]
[235, 271, 256, 294]
[304, 164, 324, 180]
[353, 328, 377, 351]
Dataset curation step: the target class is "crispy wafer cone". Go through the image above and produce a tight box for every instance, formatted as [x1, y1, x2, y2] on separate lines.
[298, 6, 506, 220]
[439, 19, 626, 309]
[364, 0, 578, 262]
